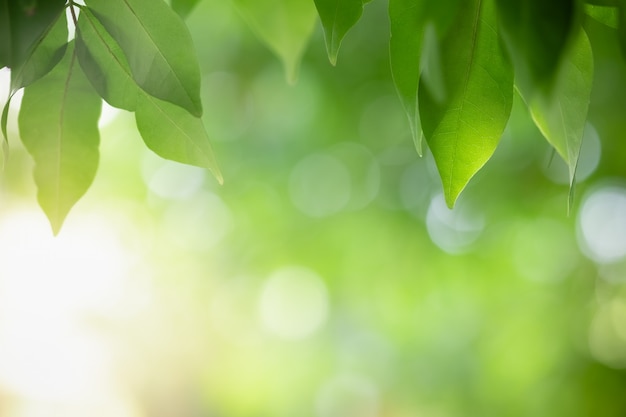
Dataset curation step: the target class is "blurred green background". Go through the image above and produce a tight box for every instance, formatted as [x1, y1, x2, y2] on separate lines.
[1, 1, 626, 416]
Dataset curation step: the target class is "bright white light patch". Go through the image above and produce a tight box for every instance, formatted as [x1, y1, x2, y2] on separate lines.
[289, 154, 351, 217]
[0, 208, 134, 405]
[578, 185, 626, 264]
[258, 266, 329, 340]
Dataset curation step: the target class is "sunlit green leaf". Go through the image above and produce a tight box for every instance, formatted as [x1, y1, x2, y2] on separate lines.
[496, 0, 578, 95]
[18, 42, 102, 235]
[314, 0, 364, 65]
[231, 0, 317, 83]
[171, 0, 201, 19]
[3, 0, 66, 69]
[388, 0, 460, 155]
[76, 7, 140, 111]
[84, 0, 203, 116]
[585, 4, 619, 28]
[419, 0, 513, 208]
[529, 28, 593, 187]
[10, 10, 67, 91]
[135, 93, 222, 184]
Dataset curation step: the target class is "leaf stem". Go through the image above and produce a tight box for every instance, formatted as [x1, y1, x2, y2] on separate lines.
[68, 1, 78, 26]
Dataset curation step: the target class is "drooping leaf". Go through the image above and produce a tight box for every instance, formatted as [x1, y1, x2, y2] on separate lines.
[135, 93, 222, 184]
[18, 42, 102, 235]
[231, 0, 317, 83]
[496, 0, 578, 96]
[1, 96, 9, 167]
[10, 10, 68, 91]
[585, 4, 619, 28]
[529, 28, 593, 188]
[418, 0, 514, 208]
[171, 0, 201, 19]
[84, 0, 203, 116]
[76, 7, 140, 111]
[3, 0, 66, 69]
[314, 0, 364, 65]
[388, 0, 461, 155]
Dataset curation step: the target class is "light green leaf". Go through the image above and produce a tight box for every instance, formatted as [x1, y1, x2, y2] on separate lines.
[231, 0, 317, 83]
[76, 7, 140, 111]
[496, 0, 578, 95]
[529, 28, 593, 188]
[388, 0, 460, 155]
[313, 0, 364, 65]
[84, 0, 203, 116]
[171, 0, 201, 19]
[135, 93, 222, 184]
[418, 0, 514, 208]
[585, 4, 619, 28]
[18, 42, 102, 235]
[10, 10, 68, 91]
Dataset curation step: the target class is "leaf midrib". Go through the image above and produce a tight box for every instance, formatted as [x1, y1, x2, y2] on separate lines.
[119, 0, 194, 107]
[53, 47, 79, 223]
[447, 0, 482, 195]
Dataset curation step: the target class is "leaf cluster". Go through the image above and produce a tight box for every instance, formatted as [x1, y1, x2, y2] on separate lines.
[1, 0, 625, 233]
[1, 0, 220, 234]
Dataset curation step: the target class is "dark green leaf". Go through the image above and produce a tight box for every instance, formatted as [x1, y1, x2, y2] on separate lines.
[388, 0, 461, 155]
[0, 0, 9, 68]
[10, 10, 68, 91]
[314, 0, 364, 65]
[76, 7, 140, 111]
[529, 29, 593, 188]
[618, 0, 626, 57]
[232, 0, 317, 83]
[84, 0, 203, 116]
[496, 0, 578, 95]
[419, 0, 514, 208]
[135, 93, 222, 184]
[171, 0, 201, 19]
[3, 0, 66, 69]
[18, 42, 102, 235]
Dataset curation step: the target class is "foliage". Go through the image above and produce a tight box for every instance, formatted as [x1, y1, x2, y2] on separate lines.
[0, 0, 625, 232]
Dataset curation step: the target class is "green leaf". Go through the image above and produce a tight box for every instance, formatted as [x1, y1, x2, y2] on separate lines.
[313, 0, 364, 65]
[585, 4, 619, 28]
[418, 0, 514, 208]
[496, 0, 578, 95]
[0, 0, 9, 68]
[231, 0, 317, 83]
[10, 10, 68, 91]
[84, 0, 203, 116]
[135, 93, 222, 184]
[529, 28, 593, 188]
[171, 0, 201, 19]
[3, 0, 66, 69]
[76, 7, 140, 111]
[18, 42, 102, 235]
[388, 0, 461, 155]
[618, 0, 626, 57]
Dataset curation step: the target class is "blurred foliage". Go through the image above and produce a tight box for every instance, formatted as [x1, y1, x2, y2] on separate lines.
[1, 1, 626, 417]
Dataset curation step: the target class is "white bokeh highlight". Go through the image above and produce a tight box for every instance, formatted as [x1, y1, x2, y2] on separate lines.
[258, 266, 329, 340]
[577, 185, 626, 264]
